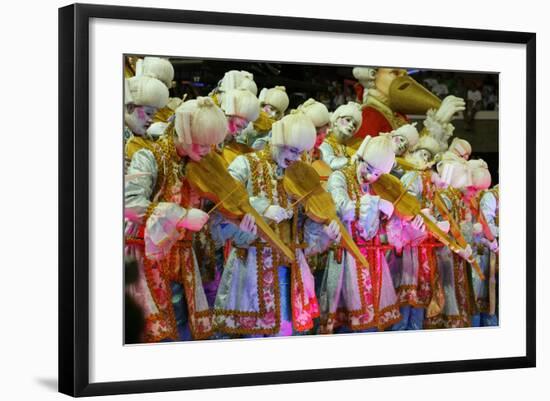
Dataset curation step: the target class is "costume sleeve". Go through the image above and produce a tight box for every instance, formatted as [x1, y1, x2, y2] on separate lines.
[228, 155, 270, 214]
[144, 203, 187, 261]
[327, 170, 355, 221]
[401, 171, 423, 200]
[480, 191, 499, 238]
[124, 149, 190, 261]
[124, 148, 158, 224]
[319, 142, 349, 171]
[357, 194, 381, 241]
[303, 217, 333, 257]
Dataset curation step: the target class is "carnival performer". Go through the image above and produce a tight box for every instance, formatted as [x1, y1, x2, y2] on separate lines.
[210, 69, 258, 102]
[434, 138, 473, 187]
[461, 160, 499, 326]
[320, 135, 401, 333]
[213, 113, 342, 337]
[380, 123, 420, 178]
[217, 88, 261, 164]
[192, 89, 260, 306]
[422, 161, 475, 329]
[124, 96, 228, 342]
[123, 75, 169, 145]
[351, 67, 465, 144]
[132, 57, 186, 125]
[388, 134, 450, 330]
[246, 86, 290, 148]
[319, 101, 362, 171]
[252, 98, 330, 156]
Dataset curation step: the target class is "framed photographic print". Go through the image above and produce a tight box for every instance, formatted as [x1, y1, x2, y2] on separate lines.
[58, 2, 536, 397]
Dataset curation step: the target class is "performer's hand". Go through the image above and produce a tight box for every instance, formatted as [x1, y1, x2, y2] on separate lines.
[378, 199, 394, 218]
[458, 244, 473, 260]
[178, 208, 209, 232]
[264, 205, 292, 223]
[437, 220, 450, 234]
[435, 95, 466, 124]
[239, 213, 257, 235]
[411, 215, 426, 232]
[324, 219, 342, 243]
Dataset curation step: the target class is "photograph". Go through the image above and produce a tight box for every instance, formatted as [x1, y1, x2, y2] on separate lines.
[57, 3, 536, 396]
[123, 55, 500, 344]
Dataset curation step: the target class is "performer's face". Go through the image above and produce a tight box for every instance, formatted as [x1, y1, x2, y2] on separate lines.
[375, 68, 407, 98]
[226, 115, 249, 137]
[180, 143, 212, 162]
[314, 124, 329, 149]
[405, 149, 433, 169]
[333, 116, 357, 141]
[273, 145, 302, 169]
[125, 104, 156, 136]
[356, 157, 383, 185]
[262, 104, 281, 120]
[391, 135, 409, 156]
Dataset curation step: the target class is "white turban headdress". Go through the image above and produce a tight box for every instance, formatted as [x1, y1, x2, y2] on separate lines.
[258, 86, 290, 114]
[135, 57, 175, 88]
[297, 98, 330, 128]
[124, 76, 169, 109]
[174, 97, 227, 146]
[271, 113, 316, 152]
[220, 89, 260, 122]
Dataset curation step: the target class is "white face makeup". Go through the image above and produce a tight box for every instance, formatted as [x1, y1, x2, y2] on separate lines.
[178, 142, 212, 162]
[262, 103, 281, 120]
[391, 135, 409, 156]
[405, 148, 433, 168]
[124, 104, 157, 136]
[226, 115, 250, 137]
[272, 145, 302, 169]
[333, 116, 357, 141]
[355, 156, 383, 187]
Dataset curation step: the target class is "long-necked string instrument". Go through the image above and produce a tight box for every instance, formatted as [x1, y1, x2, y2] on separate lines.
[283, 161, 369, 268]
[311, 159, 332, 190]
[221, 141, 255, 166]
[371, 173, 485, 280]
[432, 190, 484, 280]
[186, 151, 295, 263]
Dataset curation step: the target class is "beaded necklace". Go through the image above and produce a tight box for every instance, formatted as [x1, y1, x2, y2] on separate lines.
[325, 133, 352, 158]
[342, 162, 361, 221]
[150, 132, 187, 203]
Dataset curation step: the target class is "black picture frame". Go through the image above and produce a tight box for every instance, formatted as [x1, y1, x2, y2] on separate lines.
[58, 2, 536, 397]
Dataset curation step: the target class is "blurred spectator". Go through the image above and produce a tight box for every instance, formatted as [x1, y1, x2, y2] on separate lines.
[431, 74, 449, 99]
[482, 83, 498, 111]
[465, 84, 483, 130]
[423, 76, 438, 90]
[333, 82, 345, 108]
[454, 76, 467, 100]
